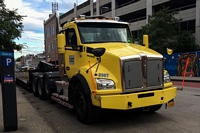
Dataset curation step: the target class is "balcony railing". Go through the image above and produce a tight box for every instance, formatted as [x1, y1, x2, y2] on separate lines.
[116, 0, 140, 9]
[169, 4, 196, 12]
[128, 16, 146, 23]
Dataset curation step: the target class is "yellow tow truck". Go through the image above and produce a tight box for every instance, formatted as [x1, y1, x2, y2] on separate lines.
[30, 15, 176, 124]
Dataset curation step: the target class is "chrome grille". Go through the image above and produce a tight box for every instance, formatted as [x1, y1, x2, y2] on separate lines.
[146, 60, 163, 86]
[121, 55, 163, 93]
[124, 61, 143, 88]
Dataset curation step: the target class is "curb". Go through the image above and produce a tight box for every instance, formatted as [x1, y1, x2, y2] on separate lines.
[171, 79, 200, 82]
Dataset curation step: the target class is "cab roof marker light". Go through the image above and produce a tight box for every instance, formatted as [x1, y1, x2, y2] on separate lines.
[79, 15, 86, 20]
[114, 17, 120, 21]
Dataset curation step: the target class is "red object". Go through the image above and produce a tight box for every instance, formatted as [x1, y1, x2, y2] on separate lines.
[181, 58, 189, 89]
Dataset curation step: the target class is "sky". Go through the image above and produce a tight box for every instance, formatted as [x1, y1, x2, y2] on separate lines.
[4, 0, 87, 59]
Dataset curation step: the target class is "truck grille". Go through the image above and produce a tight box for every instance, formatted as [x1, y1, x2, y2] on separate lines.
[121, 55, 163, 93]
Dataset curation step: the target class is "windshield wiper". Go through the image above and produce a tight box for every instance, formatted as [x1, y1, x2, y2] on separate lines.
[84, 41, 108, 44]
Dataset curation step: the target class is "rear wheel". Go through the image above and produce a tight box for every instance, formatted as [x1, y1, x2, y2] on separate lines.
[37, 77, 46, 100]
[43, 76, 51, 100]
[43, 76, 56, 100]
[73, 83, 101, 124]
[31, 75, 38, 97]
[43, 72, 60, 100]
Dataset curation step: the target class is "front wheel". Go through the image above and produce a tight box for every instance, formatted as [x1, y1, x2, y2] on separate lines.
[73, 83, 101, 124]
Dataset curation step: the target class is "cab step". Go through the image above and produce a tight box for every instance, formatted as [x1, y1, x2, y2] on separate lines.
[51, 93, 73, 109]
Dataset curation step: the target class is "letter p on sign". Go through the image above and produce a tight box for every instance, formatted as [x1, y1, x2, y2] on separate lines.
[7, 58, 12, 66]
[3, 58, 13, 67]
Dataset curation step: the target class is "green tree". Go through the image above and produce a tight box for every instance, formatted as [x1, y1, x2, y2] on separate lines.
[136, 7, 199, 54]
[0, 0, 24, 51]
[15, 56, 22, 61]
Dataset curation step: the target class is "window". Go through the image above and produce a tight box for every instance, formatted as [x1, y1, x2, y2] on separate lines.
[48, 44, 51, 52]
[132, 30, 140, 39]
[46, 28, 50, 38]
[180, 20, 195, 33]
[78, 23, 133, 44]
[48, 28, 50, 36]
[46, 29, 48, 38]
[66, 28, 77, 46]
[51, 25, 54, 35]
[51, 41, 54, 51]
[65, 28, 78, 50]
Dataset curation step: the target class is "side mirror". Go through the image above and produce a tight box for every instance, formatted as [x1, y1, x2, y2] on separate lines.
[92, 48, 105, 57]
[57, 34, 66, 54]
[57, 34, 66, 48]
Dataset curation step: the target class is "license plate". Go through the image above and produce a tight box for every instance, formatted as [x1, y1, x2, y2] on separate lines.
[168, 101, 174, 108]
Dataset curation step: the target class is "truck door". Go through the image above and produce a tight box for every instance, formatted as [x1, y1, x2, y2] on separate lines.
[65, 27, 81, 78]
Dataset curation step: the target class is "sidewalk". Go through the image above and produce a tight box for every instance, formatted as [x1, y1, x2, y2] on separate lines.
[0, 86, 54, 133]
[171, 76, 200, 82]
[171, 76, 200, 89]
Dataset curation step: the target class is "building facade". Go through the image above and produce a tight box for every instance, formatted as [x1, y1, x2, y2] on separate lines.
[44, 12, 58, 62]
[19, 53, 45, 68]
[60, 0, 200, 46]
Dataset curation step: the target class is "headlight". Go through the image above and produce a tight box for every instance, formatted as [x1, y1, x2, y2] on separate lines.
[95, 78, 116, 90]
[164, 72, 171, 83]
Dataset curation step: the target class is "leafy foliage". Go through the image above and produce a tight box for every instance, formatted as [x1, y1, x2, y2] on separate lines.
[0, 0, 24, 51]
[136, 7, 199, 54]
[15, 56, 22, 61]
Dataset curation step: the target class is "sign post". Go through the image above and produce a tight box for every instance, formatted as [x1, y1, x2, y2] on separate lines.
[0, 48, 18, 131]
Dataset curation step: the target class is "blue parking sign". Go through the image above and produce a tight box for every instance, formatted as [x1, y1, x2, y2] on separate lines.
[3, 57, 14, 67]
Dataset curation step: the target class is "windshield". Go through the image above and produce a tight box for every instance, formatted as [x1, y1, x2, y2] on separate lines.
[78, 23, 133, 44]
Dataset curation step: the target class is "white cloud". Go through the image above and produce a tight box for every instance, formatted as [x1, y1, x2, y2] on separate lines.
[4, 0, 88, 59]
[21, 31, 44, 43]
[5, 0, 50, 31]
[4, 0, 88, 33]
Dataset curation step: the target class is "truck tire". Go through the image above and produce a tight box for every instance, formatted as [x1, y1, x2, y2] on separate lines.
[31, 75, 38, 97]
[73, 83, 101, 124]
[43, 76, 56, 100]
[37, 77, 46, 100]
[43, 72, 60, 100]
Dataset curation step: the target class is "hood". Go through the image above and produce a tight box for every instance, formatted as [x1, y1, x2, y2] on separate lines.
[84, 43, 163, 58]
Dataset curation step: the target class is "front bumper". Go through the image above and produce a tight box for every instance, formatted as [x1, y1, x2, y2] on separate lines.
[100, 87, 177, 110]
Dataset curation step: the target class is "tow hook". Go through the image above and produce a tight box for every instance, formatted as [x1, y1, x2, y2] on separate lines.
[128, 102, 132, 108]
[143, 106, 150, 111]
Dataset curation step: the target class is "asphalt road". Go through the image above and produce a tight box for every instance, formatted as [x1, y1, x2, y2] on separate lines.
[17, 85, 200, 133]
